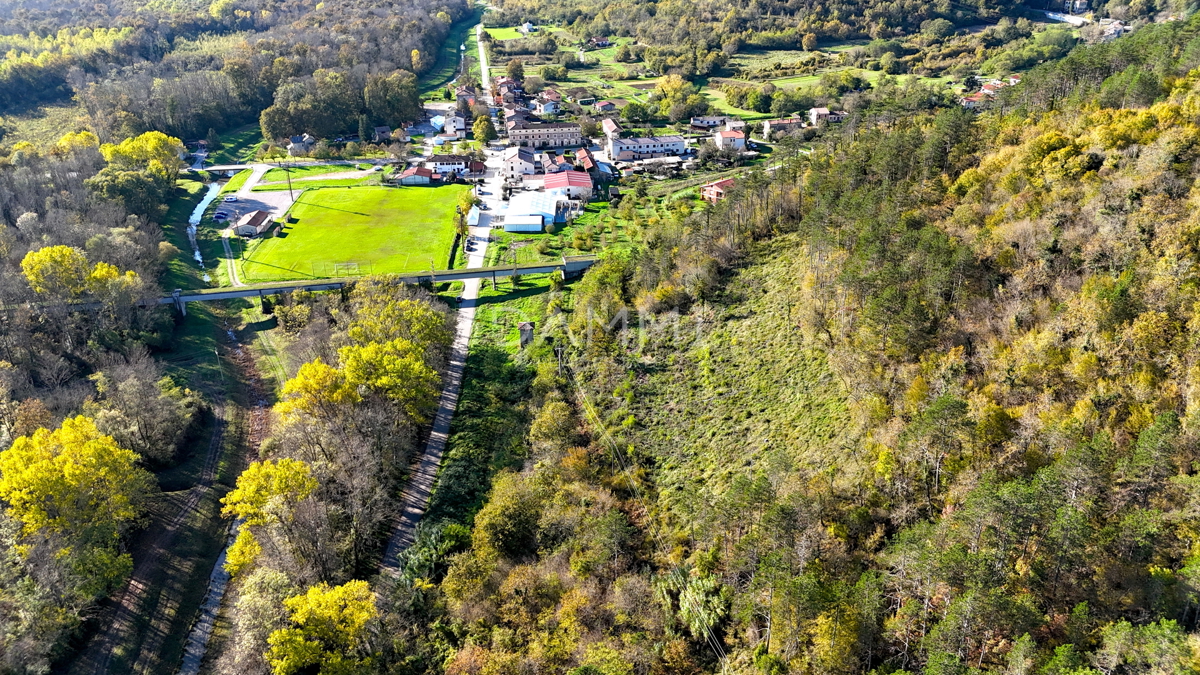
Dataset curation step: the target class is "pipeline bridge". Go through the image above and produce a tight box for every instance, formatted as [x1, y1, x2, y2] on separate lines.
[160, 255, 597, 314]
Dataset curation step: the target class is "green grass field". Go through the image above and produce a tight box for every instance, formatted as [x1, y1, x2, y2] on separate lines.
[2, 103, 91, 146]
[239, 185, 468, 282]
[260, 164, 356, 182]
[485, 26, 525, 40]
[207, 124, 265, 165]
[420, 5, 484, 95]
[161, 179, 213, 291]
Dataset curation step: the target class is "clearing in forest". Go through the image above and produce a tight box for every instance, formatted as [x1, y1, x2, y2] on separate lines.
[239, 185, 467, 283]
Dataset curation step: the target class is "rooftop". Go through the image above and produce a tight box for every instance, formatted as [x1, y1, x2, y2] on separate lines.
[544, 171, 593, 189]
[509, 121, 582, 131]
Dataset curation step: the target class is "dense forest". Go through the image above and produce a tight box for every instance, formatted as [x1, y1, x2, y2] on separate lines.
[0, 0, 466, 139]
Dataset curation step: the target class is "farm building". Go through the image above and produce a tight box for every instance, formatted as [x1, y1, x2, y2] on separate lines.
[397, 166, 435, 185]
[506, 190, 569, 230]
[504, 215, 545, 233]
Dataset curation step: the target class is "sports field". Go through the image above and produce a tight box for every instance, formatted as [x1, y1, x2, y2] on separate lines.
[238, 185, 468, 283]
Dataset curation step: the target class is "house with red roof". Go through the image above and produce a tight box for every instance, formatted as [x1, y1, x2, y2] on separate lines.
[601, 118, 622, 141]
[714, 129, 746, 151]
[701, 178, 735, 204]
[544, 170, 593, 199]
[575, 147, 597, 172]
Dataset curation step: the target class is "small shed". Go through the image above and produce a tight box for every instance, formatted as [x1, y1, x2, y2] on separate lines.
[518, 322, 535, 348]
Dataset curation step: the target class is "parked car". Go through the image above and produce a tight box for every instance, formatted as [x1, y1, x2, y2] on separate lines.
[213, 212, 230, 222]
[223, 195, 238, 202]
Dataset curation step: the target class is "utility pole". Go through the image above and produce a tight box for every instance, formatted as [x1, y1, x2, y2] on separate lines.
[275, 156, 294, 201]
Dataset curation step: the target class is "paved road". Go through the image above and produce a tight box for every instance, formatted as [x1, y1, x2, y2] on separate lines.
[380, 144, 505, 572]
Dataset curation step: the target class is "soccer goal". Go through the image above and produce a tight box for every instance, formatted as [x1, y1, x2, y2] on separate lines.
[314, 261, 374, 277]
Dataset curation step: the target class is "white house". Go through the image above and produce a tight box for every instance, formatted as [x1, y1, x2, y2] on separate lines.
[503, 146, 538, 179]
[534, 98, 560, 115]
[424, 154, 473, 174]
[444, 114, 468, 139]
[286, 133, 316, 156]
[601, 119, 622, 141]
[713, 129, 746, 151]
[690, 116, 728, 129]
[609, 135, 687, 161]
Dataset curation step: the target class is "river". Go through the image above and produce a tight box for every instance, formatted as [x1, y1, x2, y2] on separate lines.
[187, 183, 221, 283]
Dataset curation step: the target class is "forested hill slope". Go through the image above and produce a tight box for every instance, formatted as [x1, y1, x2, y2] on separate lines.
[0, 0, 467, 132]
[411, 12, 1200, 674]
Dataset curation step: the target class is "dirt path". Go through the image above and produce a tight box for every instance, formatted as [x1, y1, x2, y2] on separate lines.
[68, 313, 274, 675]
[175, 323, 274, 675]
[69, 401, 227, 675]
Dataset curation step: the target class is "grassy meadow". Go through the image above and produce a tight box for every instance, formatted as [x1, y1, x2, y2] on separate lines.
[207, 124, 266, 165]
[622, 232, 856, 506]
[239, 184, 467, 282]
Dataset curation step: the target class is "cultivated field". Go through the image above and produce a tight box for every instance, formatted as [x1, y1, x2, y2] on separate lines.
[238, 184, 467, 282]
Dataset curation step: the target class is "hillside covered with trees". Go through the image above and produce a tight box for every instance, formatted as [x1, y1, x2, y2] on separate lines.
[0, 0, 467, 141]
[5, 0, 1200, 672]
[359, 12, 1200, 675]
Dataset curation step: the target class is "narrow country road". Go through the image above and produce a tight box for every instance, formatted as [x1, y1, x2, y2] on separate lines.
[381, 145, 503, 572]
[476, 24, 492, 105]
